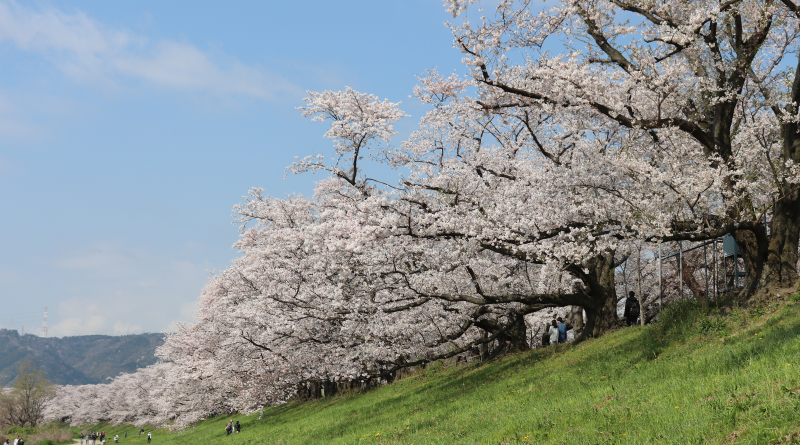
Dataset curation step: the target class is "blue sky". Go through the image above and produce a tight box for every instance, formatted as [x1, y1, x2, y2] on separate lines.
[0, 0, 473, 336]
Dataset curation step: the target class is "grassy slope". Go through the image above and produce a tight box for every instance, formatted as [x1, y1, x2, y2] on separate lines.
[76, 300, 800, 445]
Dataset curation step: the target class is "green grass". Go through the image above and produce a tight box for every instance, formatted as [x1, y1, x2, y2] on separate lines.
[74, 301, 800, 444]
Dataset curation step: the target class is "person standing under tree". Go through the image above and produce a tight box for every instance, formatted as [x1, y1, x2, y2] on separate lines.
[548, 320, 559, 346]
[556, 317, 568, 344]
[624, 291, 640, 326]
[540, 322, 551, 347]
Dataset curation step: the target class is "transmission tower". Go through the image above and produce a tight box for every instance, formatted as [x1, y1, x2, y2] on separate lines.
[41, 307, 48, 337]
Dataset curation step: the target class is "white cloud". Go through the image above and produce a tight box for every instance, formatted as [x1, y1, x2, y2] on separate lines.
[47, 242, 212, 336]
[0, 0, 300, 99]
[164, 300, 200, 333]
[51, 300, 110, 337]
[113, 321, 144, 335]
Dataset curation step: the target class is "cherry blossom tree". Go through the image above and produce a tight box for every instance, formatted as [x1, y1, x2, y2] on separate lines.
[47, 1, 800, 429]
[380, 70, 636, 337]
[446, 0, 800, 296]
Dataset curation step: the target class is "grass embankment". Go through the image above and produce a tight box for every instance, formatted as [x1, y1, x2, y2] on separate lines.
[76, 300, 800, 444]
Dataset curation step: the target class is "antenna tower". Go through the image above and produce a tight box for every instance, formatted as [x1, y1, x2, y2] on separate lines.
[41, 307, 48, 337]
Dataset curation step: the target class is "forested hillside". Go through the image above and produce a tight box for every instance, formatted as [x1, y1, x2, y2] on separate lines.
[0, 330, 163, 386]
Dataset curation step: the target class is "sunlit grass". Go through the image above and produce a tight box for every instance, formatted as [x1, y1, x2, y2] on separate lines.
[74, 300, 800, 444]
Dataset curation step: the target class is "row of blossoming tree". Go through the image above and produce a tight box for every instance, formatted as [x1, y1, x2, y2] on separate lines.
[45, 0, 800, 429]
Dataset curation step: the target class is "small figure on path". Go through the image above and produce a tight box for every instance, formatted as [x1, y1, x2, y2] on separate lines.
[624, 291, 640, 326]
[548, 320, 559, 346]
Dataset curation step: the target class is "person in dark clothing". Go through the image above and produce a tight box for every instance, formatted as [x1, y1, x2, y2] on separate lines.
[234, 420, 241, 433]
[540, 323, 551, 347]
[624, 291, 641, 326]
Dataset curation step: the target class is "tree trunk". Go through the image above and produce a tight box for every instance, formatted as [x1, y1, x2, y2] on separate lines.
[577, 250, 619, 339]
[499, 313, 530, 352]
[734, 194, 799, 297]
[734, 113, 800, 296]
[637, 251, 645, 326]
[760, 191, 800, 289]
[733, 228, 766, 296]
[568, 306, 584, 334]
[680, 261, 706, 301]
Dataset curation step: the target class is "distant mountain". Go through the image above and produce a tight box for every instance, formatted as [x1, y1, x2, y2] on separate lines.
[0, 329, 164, 386]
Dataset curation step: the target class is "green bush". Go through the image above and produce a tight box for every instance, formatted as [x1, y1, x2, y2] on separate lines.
[791, 292, 800, 302]
[5, 426, 35, 436]
[37, 440, 55, 445]
[698, 316, 728, 334]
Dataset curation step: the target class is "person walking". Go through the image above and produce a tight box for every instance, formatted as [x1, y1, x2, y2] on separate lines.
[235, 420, 241, 433]
[548, 320, 559, 346]
[624, 291, 640, 326]
[556, 317, 568, 344]
[225, 420, 233, 436]
[79, 433, 84, 445]
[147, 432, 151, 444]
[113, 435, 119, 443]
